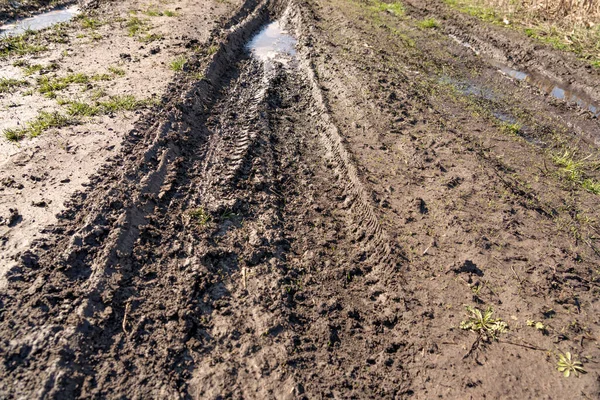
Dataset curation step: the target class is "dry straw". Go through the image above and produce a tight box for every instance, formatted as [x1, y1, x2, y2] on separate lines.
[485, 0, 600, 25]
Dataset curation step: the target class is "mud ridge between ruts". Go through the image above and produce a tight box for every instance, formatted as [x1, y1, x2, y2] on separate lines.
[403, 0, 600, 109]
[0, 0, 401, 397]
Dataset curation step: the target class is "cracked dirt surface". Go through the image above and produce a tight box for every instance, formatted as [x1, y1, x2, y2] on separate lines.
[1, 0, 599, 398]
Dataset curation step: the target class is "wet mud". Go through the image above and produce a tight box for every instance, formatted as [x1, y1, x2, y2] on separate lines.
[1, 0, 600, 398]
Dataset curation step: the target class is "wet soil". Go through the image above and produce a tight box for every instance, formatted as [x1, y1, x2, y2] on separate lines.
[1, 0, 600, 398]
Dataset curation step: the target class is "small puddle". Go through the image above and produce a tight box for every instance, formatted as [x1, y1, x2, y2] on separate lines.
[496, 63, 600, 118]
[0, 5, 80, 37]
[448, 34, 599, 118]
[247, 20, 297, 68]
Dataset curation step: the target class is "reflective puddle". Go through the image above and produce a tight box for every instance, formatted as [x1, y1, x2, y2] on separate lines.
[496, 63, 599, 117]
[0, 5, 80, 37]
[247, 21, 297, 68]
[448, 34, 600, 118]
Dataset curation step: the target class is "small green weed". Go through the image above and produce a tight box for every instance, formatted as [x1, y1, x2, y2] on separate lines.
[80, 17, 103, 30]
[108, 66, 126, 76]
[66, 101, 100, 116]
[0, 32, 47, 58]
[460, 306, 508, 341]
[206, 45, 219, 55]
[22, 63, 44, 75]
[582, 179, 600, 194]
[3, 111, 71, 141]
[526, 320, 547, 333]
[189, 207, 211, 226]
[500, 122, 521, 136]
[139, 33, 163, 43]
[370, 1, 405, 17]
[64, 95, 150, 116]
[0, 78, 28, 93]
[97, 95, 146, 113]
[552, 150, 587, 181]
[164, 10, 177, 17]
[170, 56, 186, 71]
[126, 16, 148, 36]
[38, 72, 114, 97]
[557, 352, 586, 378]
[418, 18, 439, 29]
[4, 128, 25, 142]
[144, 8, 162, 17]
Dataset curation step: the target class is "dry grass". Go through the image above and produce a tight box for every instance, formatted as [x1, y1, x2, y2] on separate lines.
[445, 0, 600, 66]
[475, 0, 600, 25]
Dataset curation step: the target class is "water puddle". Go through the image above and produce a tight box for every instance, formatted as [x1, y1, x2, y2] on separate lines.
[496, 63, 600, 118]
[0, 5, 80, 37]
[448, 34, 599, 118]
[247, 20, 297, 68]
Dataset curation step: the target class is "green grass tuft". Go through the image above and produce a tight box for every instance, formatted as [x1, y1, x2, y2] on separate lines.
[0, 32, 47, 58]
[582, 179, 600, 195]
[108, 66, 126, 76]
[80, 17, 103, 30]
[3, 111, 72, 141]
[370, 1, 405, 17]
[170, 56, 186, 71]
[67, 101, 100, 116]
[500, 122, 521, 136]
[126, 16, 148, 36]
[418, 18, 440, 29]
[188, 207, 211, 226]
[0, 78, 28, 93]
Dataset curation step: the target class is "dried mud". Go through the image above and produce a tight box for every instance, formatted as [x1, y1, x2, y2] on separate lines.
[1, 0, 600, 398]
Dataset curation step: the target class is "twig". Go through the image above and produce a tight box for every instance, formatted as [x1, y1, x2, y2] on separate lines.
[463, 336, 481, 359]
[122, 302, 131, 334]
[499, 339, 545, 352]
[510, 265, 523, 284]
[242, 266, 247, 289]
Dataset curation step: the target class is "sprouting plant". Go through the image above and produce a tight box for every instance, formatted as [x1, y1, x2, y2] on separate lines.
[108, 66, 126, 76]
[582, 179, 600, 195]
[557, 352, 586, 378]
[170, 56, 186, 71]
[418, 18, 439, 29]
[526, 320, 547, 333]
[471, 282, 484, 296]
[126, 16, 147, 36]
[460, 306, 508, 341]
[80, 17, 103, 30]
[500, 122, 521, 136]
[189, 207, 211, 226]
[206, 45, 219, 55]
[552, 149, 587, 181]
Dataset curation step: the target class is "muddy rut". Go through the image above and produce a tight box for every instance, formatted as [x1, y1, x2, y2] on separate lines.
[2, 0, 600, 398]
[0, 0, 404, 398]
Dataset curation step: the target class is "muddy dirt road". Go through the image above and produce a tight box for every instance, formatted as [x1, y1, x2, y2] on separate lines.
[1, 0, 600, 398]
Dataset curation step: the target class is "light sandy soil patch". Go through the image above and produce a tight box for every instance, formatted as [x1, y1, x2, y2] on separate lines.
[0, 0, 237, 287]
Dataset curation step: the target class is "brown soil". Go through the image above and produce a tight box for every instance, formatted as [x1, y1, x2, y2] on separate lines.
[1, 0, 599, 398]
